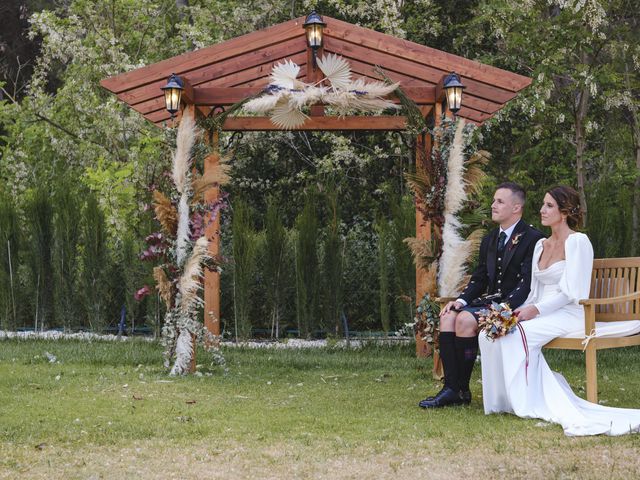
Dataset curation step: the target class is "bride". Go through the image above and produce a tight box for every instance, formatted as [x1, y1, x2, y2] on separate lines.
[479, 185, 640, 436]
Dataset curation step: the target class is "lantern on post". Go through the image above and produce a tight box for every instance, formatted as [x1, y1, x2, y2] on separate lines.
[303, 11, 326, 69]
[161, 73, 184, 118]
[443, 73, 465, 114]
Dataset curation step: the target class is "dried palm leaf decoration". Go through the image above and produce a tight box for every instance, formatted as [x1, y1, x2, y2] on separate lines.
[243, 54, 399, 129]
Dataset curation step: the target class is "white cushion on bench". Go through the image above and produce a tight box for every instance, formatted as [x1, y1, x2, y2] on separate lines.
[560, 320, 640, 339]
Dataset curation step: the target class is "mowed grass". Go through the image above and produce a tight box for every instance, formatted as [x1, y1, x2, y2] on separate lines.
[1, 338, 640, 479]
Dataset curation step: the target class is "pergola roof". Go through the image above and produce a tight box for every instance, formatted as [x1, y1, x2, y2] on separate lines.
[101, 16, 531, 127]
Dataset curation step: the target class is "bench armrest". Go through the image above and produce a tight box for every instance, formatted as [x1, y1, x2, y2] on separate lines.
[579, 290, 640, 306]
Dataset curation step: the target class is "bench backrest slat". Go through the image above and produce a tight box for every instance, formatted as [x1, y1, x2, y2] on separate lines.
[591, 257, 640, 321]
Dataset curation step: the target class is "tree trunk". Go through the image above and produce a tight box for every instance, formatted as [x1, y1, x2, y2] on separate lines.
[574, 84, 590, 225]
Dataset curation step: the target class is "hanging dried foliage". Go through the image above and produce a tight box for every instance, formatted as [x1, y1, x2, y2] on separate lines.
[153, 266, 173, 310]
[152, 190, 178, 235]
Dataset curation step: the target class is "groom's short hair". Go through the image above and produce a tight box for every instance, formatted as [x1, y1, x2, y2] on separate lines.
[496, 182, 526, 205]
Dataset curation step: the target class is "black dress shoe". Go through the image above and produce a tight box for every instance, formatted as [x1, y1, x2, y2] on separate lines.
[421, 386, 447, 403]
[418, 387, 464, 408]
[421, 388, 471, 405]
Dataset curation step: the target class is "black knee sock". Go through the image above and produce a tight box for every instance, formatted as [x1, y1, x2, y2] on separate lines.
[455, 335, 478, 393]
[438, 332, 459, 391]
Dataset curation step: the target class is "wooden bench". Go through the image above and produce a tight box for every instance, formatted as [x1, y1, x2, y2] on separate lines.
[544, 257, 640, 403]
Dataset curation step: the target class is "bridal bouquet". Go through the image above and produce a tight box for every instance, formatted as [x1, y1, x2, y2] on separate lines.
[477, 302, 519, 340]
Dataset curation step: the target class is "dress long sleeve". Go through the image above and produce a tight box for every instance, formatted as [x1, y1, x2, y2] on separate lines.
[533, 233, 594, 316]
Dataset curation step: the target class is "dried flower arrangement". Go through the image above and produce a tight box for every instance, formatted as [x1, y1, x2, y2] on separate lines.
[242, 54, 400, 129]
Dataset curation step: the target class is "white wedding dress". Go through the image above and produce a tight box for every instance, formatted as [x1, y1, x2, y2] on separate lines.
[479, 232, 640, 436]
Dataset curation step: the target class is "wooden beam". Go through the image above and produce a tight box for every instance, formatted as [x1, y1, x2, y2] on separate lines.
[325, 37, 518, 105]
[100, 18, 306, 93]
[324, 16, 532, 93]
[220, 115, 409, 131]
[203, 131, 221, 339]
[181, 77, 194, 105]
[115, 41, 307, 107]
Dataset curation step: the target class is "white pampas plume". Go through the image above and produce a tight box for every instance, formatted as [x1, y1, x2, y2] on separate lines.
[175, 193, 190, 267]
[170, 328, 193, 376]
[243, 93, 283, 114]
[443, 119, 467, 216]
[438, 214, 473, 296]
[172, 113, 197, 194]
[317, 53, 351, 90]
[348, 78, 399, 97]
[179, 236, 209, 316]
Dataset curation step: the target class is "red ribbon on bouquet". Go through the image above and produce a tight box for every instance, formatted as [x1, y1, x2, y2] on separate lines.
[516, 322, 530, 385]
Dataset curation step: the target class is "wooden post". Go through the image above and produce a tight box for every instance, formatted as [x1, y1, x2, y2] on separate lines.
[430, 101, 444, 378]
[204, 130, 221, 339]
[307, 42, 324, 116]
[415, 131, 432, 359]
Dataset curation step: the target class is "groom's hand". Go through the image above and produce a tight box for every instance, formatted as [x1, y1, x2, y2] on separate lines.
[441, 301, 463, 317]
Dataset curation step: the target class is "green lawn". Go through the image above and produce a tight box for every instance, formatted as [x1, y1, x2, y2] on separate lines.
[1, 338, 639, 479]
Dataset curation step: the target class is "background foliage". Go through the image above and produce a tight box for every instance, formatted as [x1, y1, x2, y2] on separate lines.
[0, 0, 638, 334]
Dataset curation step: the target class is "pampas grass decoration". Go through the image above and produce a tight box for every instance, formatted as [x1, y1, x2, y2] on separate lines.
[439, 214, 472, 296]
[348, 78, 398, 97]
[152, 190, 177, 235]
[172, 113, 197, 194]
[443, 120, 467, 216]
[170, 328, 193, 376]
[243, 93, 283, 114]
[178, 236, 209, 316]
[242, 54, 400, 129]
[175, 193, 191, 267]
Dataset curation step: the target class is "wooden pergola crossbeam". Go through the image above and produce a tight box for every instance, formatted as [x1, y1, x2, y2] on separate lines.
[220, 115, 418, 131]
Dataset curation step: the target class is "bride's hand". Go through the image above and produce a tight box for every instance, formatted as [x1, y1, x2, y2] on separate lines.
[514, 305, 540, 321]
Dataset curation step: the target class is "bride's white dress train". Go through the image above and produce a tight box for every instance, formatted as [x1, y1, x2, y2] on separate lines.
[479, 233, 640, 436]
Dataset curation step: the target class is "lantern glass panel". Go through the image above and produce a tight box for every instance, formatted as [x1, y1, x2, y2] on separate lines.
[306, 24, 323, 48]
[446, 86, 463, 112]
[164, 88, 182, 114]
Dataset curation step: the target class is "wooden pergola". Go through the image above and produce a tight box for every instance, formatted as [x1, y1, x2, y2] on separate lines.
[101, 15, 531, 344]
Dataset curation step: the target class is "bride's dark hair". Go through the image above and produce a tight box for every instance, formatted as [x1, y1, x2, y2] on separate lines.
[547, 185, 583, 229]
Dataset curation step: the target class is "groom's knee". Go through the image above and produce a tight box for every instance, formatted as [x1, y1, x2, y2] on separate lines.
[455, 311, 478, 336]
[439, 311, 457, 331]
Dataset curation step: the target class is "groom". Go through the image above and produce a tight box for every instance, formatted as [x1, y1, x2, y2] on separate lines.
[419, 182, 544, 408]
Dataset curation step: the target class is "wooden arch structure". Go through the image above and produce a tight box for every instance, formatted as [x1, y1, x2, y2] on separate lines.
[101, 15, 531, 343]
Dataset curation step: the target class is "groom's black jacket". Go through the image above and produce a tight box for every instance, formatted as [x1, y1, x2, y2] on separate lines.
[459, 219, 544, 309]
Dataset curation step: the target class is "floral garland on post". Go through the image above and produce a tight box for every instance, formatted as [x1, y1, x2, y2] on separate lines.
[140, 113, 230, 375]
[404, 117, 490, 348]
[242, 54, 400, 129]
